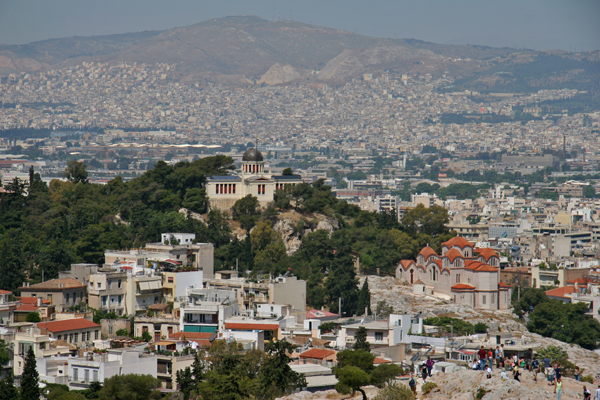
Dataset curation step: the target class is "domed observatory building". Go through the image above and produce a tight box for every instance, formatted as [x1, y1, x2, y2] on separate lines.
[206, 147, 301, 210]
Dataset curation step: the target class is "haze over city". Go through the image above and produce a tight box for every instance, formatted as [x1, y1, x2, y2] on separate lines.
[1, 0, 600, 51]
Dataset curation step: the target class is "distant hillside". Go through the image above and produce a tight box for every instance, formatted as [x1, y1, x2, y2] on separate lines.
[0, 15, 599, 104]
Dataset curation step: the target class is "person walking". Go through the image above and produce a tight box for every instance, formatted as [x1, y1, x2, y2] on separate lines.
[488, 349, 493, 370]
[574, 366, 581, 381]
[554, 363, 562, 385]
[421, 363, 428, 383]
[499, 344, 505, 359]
[543, 355, 552, 379]
[478, 346, 487, 369]
[594, 384, 600, 400]
[531, 358, 539, 383]
[554, 377, 562, 400]
[409, 374, 417, 397]
[495, 346, 501, 368]
[583, 385, 591, 400]
[426, 357, 435, 377]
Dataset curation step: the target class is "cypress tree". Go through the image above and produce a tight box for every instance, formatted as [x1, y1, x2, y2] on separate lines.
[356, 278, 372, 316]
[21, 347, 40, 400]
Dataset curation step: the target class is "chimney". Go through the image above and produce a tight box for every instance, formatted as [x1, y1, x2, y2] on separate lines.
[37, 297, 42, 307]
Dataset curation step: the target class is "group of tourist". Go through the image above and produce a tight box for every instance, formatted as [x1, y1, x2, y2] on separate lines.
[470, 344, 600, 400]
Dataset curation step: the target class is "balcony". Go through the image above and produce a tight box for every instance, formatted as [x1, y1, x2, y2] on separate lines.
[157, 364, 172, 375]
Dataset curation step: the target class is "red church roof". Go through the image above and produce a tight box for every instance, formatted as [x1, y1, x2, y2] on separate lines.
[419, 246, 437, 260]
[451, 283, 476, 290]
[398, 260, 415, 270]
[474, 248, 499, 261]
[444, 248, 463, 262]
[442, 237, 473, 249]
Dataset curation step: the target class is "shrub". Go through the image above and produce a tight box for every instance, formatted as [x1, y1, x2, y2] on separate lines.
[421, 382, 437, 394]
[474, 322, 488, 333]
[581, 375, 594, 383]
[25, 312, 41, 323]
[115, 328, 129, 337]
[374, 382, 415, 400]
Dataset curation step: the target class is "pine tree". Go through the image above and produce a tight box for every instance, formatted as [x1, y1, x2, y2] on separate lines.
[20, 347, 40, 400]
[356, 278, 372, 316]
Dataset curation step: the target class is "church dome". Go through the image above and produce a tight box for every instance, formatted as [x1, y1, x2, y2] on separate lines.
[242, 147, 264, 162]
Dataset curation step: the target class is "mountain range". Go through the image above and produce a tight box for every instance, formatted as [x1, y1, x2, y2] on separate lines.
[1, 16, 599, 102]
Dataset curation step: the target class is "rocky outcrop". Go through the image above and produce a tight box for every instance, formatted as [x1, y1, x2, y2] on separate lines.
[273, 212, 339, 255]
[178, 207, 206, 224]
[258, 63, 307, 85]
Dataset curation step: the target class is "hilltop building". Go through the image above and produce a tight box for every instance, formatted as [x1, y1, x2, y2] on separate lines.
[396, 237, 511, 310]
[206, 147, 301, 210]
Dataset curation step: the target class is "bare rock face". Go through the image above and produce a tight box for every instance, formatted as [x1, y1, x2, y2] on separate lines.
[178, 207, 207, 224]
[258, 63, 307, 85]
[272, 213, 339, 255]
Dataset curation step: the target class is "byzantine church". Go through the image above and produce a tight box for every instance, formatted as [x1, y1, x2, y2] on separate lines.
[206, 147, 301, 211]
[396, 236, 512, 310]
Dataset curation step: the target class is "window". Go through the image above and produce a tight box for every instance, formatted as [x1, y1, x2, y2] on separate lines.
[74, 333, 79, 343]
[102, 296, 107, 307]
[491, 294, 496, 304]
[84, 369, 89, 382]
[109, 325, 113, 334]
[118, 280, 121, 289]
[375, 332, 384, 341]
[168, 277, 174, 283]
[87, 332, 90, 341]
[93, 370, 99, 382]
[108, 281, 112, 289]
[47, 294, 53, 302]
[97, 282, 101, 289]
[118, 295, 122, 306]
[66, 293, 70, 303]
[73, 368, 78, 382]
[154, 296, 159, 303]
[57, 335, 62, 340]
[456, 274, 460, 283]
[95, 330, 99, 340]
[39, 342, 46, 350]
[482, 295, 486, 305]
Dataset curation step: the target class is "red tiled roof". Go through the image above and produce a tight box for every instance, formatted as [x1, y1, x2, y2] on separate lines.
[567, 278, 590, 284]
[169, 332, 214, 340]
[20, 278, 85, 291]
[20, 297, 51, 305]
[16, 304, 39, 312]
[299, 348, 335, 359]
[225, 323, 279, 331]
[451, 283, 476, 290]
[442, 237, 473, 249]
[498, 282, 512, 288]
[474, 248, 498, 261]
[444, 248, 463, 262]
[373, 357, 392, 364]
[413, 279, 425, 285]
[474, 265, 499, 272]
[398, 260, 415, 270]
[37, 318, 100, 333]
[0, 290, 11, 295]
[545, 286, 577, 299]
[419, 246, 438, 260]
[306, 309, 338, 319]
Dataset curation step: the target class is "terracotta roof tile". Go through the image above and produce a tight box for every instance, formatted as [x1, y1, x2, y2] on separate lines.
[474, 264, 499, 272]
[545, 286, 577, 299]
[442, 237, 473, 249]
[474, 248, 499, 261]
[451, 283, 476, 290]
[373, 357, 391, 364]
[16, 304, 39, 312]
[0, 290, 11, 295]
[37, 318, 100, 333]
[418, 246, 438, 260]
[169, 332, 214, 340]
[413, 279, 425, 285]
[306, 309, 338, 319]
[498, 282, 512, 288]
[225, 323, 279, 331]
[567, 278, 590, 284]
[299, 348, 336, 359]
[444, 248, 463, 262]
[399, 260, 415, 270]
[20, 278, 85, 291]
[20, 297, 51, 305]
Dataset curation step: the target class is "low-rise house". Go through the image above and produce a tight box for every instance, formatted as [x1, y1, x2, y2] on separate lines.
[179, 288, 238, 334]
[336, 314, 423, 350]
[67, 347, 157, 389]
[0, 290, 18, 325]
[19, 278, 87, 312]
[88, 268, 127, 316]
[135, 313, 180, 342]
[14, 297, 54, 322]
[37, 318, 101, 348]
[161, 270, 203, 303]
[13, 326, 71, 376]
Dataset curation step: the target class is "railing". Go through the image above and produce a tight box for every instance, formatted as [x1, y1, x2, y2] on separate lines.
[157, 364, 172, 375]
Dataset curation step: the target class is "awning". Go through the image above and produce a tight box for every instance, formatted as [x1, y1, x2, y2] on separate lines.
[138, 282, 150, 292]
[148, 281, 161, 290]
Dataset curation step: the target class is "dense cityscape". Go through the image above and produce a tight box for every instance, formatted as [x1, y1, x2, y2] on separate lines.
[0, 9, 600, 400]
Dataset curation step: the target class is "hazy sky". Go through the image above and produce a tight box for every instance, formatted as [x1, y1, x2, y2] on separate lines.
[1, 0, 599, 51]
